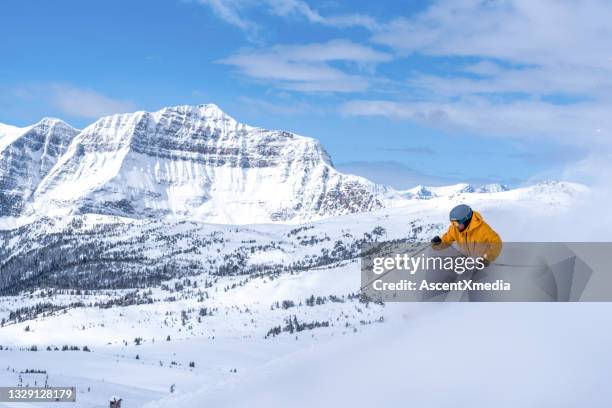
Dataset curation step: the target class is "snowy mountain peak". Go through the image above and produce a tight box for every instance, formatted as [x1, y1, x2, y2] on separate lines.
[528, 181, 589, 196]
[0, 123, 29, 152]
[35, 117, 75, 129]
[405, 185, 434, 198]
[0, 117, 79, 216]
[400, 183, 475, 199]
[475, 183, 510, 193]
[397, 182, 521, 200]
[152, 104, 238, 127]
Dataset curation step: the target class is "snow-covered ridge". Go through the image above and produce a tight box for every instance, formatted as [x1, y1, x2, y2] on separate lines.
[0, 118, 79, 216]
[396, 182, 510, 199]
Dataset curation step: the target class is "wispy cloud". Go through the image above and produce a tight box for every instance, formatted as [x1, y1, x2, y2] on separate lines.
[371, 0, 612, 67]
[49, 84, 136, 118]
[219, 40, 391, 92]
[239, 95, 319, 115]
[266, 0, 379, 30]
[194, 0, 379, 37]
[340, 98, 611, 145]
[508, 145, 590, 166]
[200, 0, 611, 151]
[196, 0, 259, 39]
[12, 83, 136, 119]
[335, 0, 612, 147]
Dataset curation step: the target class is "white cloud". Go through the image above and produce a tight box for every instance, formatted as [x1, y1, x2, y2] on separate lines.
[50, 84, 136, 118]
[196, 0, 259, 39]
[342, 0, 612, 147]
[370, 0, 612, 98]
[372, 0, 612, 66]
[322, 13, 379, 31]
[403, 63, 612, 104]
[9, 83, 137, 120]
[266, 0, 323, 23]
[340, 98, 612, 145]
[205, 0, 612, 148]
[219, 40, 391, 93]
[267, 0, 379, 30]
[194, 0, 379, 37]
[271, 40, 391, 63]
[239, 96, 319, 115]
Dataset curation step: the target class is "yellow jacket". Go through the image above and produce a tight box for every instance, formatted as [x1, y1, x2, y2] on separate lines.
[437, 211, 502, 262]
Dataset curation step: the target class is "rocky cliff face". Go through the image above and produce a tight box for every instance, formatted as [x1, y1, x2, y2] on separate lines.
[0, 119, 78, 216]
[1, 105, 384, 223]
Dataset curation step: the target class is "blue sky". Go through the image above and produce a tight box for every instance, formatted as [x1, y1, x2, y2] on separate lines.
[1, 0, 610, 188]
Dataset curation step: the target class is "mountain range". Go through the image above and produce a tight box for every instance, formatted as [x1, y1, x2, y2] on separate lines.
[1, 105, 384, 224]
[0, 104, 586, 225]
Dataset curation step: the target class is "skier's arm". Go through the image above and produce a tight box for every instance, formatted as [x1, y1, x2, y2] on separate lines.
[482, 226, 502, 262]
[432, 225, 455, 250]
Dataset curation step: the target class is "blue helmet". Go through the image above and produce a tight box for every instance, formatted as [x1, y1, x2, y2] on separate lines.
[449, 204, 473, 224]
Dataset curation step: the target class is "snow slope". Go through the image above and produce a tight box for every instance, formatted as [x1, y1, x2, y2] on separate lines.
[0, 179, 596, 407]
[143, 303, 612, 408]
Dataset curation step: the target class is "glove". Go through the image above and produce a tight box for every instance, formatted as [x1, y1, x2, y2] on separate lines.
[430, 236, 442, 244]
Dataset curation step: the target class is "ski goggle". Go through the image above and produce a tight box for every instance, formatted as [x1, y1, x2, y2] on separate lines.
[451, 218, 468, 226]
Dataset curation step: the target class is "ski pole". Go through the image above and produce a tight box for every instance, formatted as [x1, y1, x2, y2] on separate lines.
[491, 262, 537, 268]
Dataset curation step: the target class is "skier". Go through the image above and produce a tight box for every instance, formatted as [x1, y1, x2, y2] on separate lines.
[430, 204, 502, 265]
